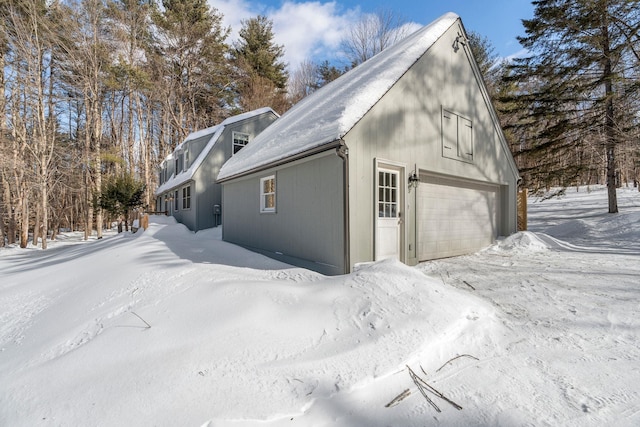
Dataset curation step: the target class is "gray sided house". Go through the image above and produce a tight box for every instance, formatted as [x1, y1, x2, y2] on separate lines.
[217, 13, 520, 275]
[155, 108, 278, 231]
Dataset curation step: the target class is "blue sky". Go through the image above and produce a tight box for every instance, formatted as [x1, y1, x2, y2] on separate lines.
[212, 0, 534, 71]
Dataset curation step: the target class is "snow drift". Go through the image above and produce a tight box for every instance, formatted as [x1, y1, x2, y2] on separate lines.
[1, 185, 639, 426]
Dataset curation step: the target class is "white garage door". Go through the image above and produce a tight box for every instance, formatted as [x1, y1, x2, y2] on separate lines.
[417, 175, 499, 261]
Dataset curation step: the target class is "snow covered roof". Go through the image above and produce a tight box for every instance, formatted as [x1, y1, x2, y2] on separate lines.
[155, 107, 277, 195]
[217, 12, 459, 181]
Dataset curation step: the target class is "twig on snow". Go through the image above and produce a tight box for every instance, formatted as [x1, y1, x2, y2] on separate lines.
[131, 311, 151, 329]
[407, 365, 441, 412]
[385, 389, 411, 408]
[407, 366, 463, 411]
[421, 379, 463, 411]
[435, 354, 479, 373]
[439, 273, 447, 285]
[462, 280, 475, 290]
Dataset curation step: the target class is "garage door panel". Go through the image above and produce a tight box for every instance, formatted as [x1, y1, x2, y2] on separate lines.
[418, 176, 498, 261]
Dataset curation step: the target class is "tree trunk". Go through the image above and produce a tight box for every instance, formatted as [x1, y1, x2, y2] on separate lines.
[8, 205, 16, 244]
[32, 202, 40, 246]
[85, 176, 93, 240]
[602, 14, 618, 214]
[95, 142, 103, 239]
[0, 33, 7, 248]
[50, 218, 58, 240]
[20, 193, 28, 248]
[2, 178, 14, 244]
[41, 179, 48, 249]
[0, 200, 5, 247]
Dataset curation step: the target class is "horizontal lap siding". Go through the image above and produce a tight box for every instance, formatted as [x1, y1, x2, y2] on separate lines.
[222, 152, 345, 275]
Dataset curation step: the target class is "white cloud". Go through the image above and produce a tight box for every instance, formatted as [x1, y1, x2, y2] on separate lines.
[269, 1, 360, 70]
[210, 0, 360, 72]
[210, 1, 424, 73]
[210, 0, 257, 41]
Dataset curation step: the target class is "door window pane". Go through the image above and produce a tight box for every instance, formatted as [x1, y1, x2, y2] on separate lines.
[378, 170, 399, 218]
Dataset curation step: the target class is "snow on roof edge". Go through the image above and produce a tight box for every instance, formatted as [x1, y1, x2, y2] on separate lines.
[184, 124, 222, 144]
[218, 12, 459, 181]
[220, 107, 278, 127]
[155, 126, 224, 195]
[155, 107, 279, 196]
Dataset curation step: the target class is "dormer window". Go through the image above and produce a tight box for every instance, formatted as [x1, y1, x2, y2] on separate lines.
[233, 132, 250, 155]
[159, 161, 167, 184]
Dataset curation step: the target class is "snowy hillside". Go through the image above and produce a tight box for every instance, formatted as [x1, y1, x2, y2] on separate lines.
[1, 186, 639, 426]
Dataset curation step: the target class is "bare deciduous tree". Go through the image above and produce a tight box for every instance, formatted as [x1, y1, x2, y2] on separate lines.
[287, 59, 318, 104]
[4, 0, 61, 248]
[341, 8, 413, 67]
[61, 0, 113, 239]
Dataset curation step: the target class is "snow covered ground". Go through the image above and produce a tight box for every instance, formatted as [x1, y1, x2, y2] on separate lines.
[1, 185, 639, 426]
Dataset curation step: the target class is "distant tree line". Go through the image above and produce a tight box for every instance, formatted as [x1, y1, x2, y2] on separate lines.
[494, 0, 640, 213]
[1, 0, 638, 248]
[0, 0, 288, 247]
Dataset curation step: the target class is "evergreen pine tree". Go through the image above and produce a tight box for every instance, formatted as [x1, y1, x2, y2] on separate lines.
[315, 60, 345, 88]
[467, 30, 502, 97]
[151, 0, 231, 138]
[99, 172, 146, 232]
[234, 15, 287, 89]
[232, 15, 288, 112]
[507, 0, 640, 212]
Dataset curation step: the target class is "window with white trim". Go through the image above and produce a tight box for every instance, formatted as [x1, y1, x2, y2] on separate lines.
[232, 132, 250, 155]
[260, 175, 276, 213]
[182, 185, 191, 209]
[184, 148, 190, 170]
[174, 190, 179, 210]
[442, 108, 474, 162]
[378, 170, 399, 218]
[159, 162, 165, 184]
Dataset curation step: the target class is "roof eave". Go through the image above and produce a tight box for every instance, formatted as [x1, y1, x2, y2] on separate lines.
[217, 139, 344, 183]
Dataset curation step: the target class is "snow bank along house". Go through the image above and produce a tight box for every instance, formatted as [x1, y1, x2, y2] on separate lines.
[217, 13, 520, 275]
[155, 108, 279, 231]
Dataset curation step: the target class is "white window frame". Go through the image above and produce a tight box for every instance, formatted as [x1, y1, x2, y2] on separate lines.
[182, 185, 191, 210]
[174, 190, 179, 211]
[260, 175, 276, 213]
[232, 131, 250, 155]
[183, 147, 190, 170]
[160, 161, 166, 184]
[377, 169, 399, 218]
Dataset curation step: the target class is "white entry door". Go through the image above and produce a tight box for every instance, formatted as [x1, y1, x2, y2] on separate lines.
[375, 168, 401, 260]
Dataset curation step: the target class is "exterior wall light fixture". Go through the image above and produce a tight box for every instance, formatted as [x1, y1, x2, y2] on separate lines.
[408, 170, 420, 191]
